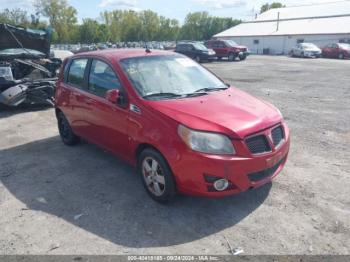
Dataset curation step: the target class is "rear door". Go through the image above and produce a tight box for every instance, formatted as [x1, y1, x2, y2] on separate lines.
[62, 58, 90, 137]
[216, 41, 227, 57]
[83, 58, 130, 158]
[331, 44, 340, 57]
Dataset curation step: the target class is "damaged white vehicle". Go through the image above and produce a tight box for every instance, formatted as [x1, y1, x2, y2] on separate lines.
[0, 23, 61, 106]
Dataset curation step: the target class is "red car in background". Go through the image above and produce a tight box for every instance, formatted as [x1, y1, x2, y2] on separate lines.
[55, 49, 289, 202]
[322, 43, 350, 59]
[205, 39, 249, 61]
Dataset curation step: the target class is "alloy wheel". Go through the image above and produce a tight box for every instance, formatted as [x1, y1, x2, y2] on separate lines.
[142, 157, 166, 196]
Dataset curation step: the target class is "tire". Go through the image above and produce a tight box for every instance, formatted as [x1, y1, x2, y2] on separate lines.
[57, 111, 80, 146]
[339, 53, 344, 59]
[138, 148, 176, 203]
[228, 53, 235, 61]
[195, 55, 201, 63]
[217, 57, 223, 61]
[239, 55, 246, 61]
[301, 52, 304, 58]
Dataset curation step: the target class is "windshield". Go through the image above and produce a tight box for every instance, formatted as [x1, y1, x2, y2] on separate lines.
[301, 43, 318, 49]
[120, 55, 226, 99]
[193, 43, 207, 51]
[339, 43, 350, 50]
[0, 48, 45, 56]
[224, 40, 238, 47]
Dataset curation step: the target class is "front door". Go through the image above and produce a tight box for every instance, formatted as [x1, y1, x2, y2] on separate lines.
[83, 59, 131, 159]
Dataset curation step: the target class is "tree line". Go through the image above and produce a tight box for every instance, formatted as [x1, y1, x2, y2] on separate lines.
[0, 0, 283, 44]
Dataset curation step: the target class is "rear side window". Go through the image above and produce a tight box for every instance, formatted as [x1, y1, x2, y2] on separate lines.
[218, 42, 225, 48]
[67, 59, 88, 88]
[88, 60, 121, 98]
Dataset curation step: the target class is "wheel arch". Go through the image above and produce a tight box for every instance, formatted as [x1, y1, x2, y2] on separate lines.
[135, 142, 179, 187]
[135, 143, 163, 163]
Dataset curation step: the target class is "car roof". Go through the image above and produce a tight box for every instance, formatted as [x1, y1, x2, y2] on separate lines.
[72, 48, 175, 61]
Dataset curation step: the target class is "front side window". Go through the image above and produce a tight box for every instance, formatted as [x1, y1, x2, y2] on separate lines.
[120, 55, 226, 100]
[176, 45, 185, 52]
[224, 40, 238, 47]
[88, 60, 121, 97]
[193, 43, 207, 51]
[67, 59, 88, 88]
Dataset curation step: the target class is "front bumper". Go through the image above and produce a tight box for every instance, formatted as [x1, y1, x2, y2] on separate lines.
[202, 54, 217, 60]
[172, 122, 290, 197]
[304, 51, 321, 57]
[238, 51, 250, 57]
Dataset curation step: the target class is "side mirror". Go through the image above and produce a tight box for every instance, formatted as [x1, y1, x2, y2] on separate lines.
[106, 89, 120, 104]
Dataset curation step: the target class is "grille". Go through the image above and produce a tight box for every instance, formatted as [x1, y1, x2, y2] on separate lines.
[271, 126, 284, 146]
[248, 157, 285, 182]
[245, 135, 271, 154]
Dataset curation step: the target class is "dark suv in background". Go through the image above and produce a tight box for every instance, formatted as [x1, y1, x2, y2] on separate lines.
[175, 42, 216, 62]
[205, 39, 249, 61]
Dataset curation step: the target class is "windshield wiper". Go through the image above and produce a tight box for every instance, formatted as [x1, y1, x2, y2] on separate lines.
[143, 92, 184, 99]
[193, 86, 229, 93]
[143, 91, 209, 100]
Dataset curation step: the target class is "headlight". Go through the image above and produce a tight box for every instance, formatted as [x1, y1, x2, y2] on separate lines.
[178, 125, 235, 155]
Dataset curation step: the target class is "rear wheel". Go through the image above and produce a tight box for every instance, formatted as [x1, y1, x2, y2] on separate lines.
[195, 55, 201, 63]
[138, 148, 176, 203]
[57, 111, 80, 146]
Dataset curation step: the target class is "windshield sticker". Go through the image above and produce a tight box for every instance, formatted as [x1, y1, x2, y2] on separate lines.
[175, 58, 197, 67]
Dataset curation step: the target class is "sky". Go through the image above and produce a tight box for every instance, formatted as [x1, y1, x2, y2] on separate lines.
[1, 0, 346, 23]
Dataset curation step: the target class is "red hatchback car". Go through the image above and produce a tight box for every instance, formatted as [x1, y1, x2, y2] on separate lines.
[55, 49, 290, 202]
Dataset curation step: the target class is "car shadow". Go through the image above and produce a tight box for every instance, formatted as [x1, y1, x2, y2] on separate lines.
[0, 136, 272, 248]
[0, 104, 52, 118]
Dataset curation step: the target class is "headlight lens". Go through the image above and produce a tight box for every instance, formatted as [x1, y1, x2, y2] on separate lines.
[178, 125, 235, 155]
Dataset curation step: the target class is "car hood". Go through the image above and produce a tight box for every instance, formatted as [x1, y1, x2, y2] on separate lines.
[145, 87, 282, 139]
[0, 23, 52, 57]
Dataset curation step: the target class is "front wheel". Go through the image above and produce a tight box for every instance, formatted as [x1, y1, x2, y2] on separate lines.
[195, 55, 201, 63]
[138, 148, 176, 203]
[239, 55, 246, 61]
[57, 111, 80, 146]
[339, 53, 344, 59]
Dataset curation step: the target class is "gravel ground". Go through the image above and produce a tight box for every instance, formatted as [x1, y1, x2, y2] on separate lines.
[0, 56, 349, 255]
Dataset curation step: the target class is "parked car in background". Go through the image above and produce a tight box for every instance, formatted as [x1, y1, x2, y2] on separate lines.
[322, 43, 350, 59]
[175, 42, 216, 62]
[50, 50, 74, 60]
[55, 49, 290, 202]
[204, 39, 249, 61]
[290, 43, 322, 58]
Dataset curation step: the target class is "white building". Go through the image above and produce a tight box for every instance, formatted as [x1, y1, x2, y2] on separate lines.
[214, 1, 350, 55]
